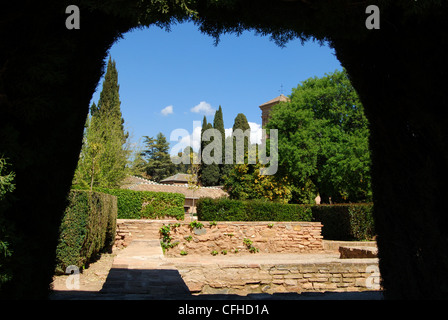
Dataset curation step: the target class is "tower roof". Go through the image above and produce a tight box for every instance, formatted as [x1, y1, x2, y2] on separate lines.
[259, 94, 290, 108]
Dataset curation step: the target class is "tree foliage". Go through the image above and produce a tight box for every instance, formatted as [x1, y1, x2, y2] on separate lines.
[199, 116, 220, 186]
[266, 69, 371, 203]
[0, 157, 15, 283]
[224, 160, 292, 203]
[213, 105, 230, 184]
[72, 58, 130, 189]
[141, 132, 176, 182]
[232, 113, 251, 164]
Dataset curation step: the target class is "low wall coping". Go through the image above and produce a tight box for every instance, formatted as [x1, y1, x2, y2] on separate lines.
[117, 219, 322, 226]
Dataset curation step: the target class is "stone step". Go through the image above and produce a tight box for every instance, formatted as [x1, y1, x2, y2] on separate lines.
[339, 246, 378, 259]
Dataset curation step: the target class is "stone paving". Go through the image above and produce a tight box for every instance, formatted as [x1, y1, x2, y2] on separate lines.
[50, 225, 383, 300]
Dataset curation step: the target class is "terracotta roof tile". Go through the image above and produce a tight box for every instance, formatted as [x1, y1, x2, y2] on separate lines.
[120, 175, 228, 199]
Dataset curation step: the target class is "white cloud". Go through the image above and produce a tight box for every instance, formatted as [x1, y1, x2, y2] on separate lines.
[225, 122, 263, 145]
[169, 123, 202, 156]
[248, 122, 263, 145]
[225, 128, 232, 138]
[190, 101, 216, 116]
[161, 105, 173, 116]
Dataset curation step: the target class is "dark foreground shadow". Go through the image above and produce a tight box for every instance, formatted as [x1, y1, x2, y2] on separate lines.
[50, 268, 383, 300]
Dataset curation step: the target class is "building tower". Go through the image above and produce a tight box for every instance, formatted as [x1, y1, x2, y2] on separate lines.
[259, 94, 290, 127]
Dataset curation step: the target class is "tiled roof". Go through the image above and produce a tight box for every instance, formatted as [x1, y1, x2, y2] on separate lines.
[259, 94, 290, 108]
[120, 175, 228, 199]
[160, 173, 194, 183]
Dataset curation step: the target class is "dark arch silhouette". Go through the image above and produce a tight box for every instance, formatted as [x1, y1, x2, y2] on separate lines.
[1, 1, 447, 299]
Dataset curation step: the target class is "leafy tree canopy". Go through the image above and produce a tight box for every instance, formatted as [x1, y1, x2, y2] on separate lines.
[266, 69, 371, 203]
[141, 132, 176, 182]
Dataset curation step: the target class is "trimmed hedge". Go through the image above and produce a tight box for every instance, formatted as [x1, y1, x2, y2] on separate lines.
[196, 198, 313, 222]
[55, 190, 117, 274]
[197, 198, 375, 241]
[96, 188, 185, 220]
[311, 203, 375, 241]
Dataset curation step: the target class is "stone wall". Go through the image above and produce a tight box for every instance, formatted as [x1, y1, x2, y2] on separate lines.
[114, 219, 381, 295]
[115, 219, 177, 249]
[165, 221, 323, 256]
[176, 261, 381, 295]
[115, 219, 324, 255]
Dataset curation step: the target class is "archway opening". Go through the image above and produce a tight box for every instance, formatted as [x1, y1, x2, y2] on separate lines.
[1, 2, 447, 300]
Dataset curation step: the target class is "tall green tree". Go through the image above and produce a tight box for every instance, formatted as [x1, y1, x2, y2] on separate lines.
[141, 132, 175, 182]
[213, 106, 225, 159]
[199, 116, 220, 186]
[232, 113, 251, 165]
[73, 58, 130, 189]
[173, 146, 199, 174]
[266, 69, 372, 203]
[213, 105, 231, 184]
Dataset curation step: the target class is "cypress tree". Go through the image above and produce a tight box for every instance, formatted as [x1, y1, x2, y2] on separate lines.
[232, 113, 251, 164]
[73, 57, 129, 189]
[213, 105, 230, 184]
[199, 116, 220, 186]
[213, 106, 225, 159]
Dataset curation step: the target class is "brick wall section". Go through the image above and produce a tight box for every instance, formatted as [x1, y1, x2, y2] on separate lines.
[166, 221, 323, 256]
[176, 261, 381, 295]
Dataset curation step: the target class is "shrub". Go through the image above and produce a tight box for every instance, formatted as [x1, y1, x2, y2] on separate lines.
[197, 198, 375, 241]
[54, 190, 117, 274]
[95, 188, 185, 220]
[197, 197, 312, 222]
[0, 157, 16, 289]
[311, 203, 375, 241]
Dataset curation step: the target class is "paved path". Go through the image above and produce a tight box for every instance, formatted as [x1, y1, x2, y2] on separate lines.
[100, 240, 190, 296]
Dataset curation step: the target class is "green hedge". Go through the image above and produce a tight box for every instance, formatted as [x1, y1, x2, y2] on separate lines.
[96, 188, 185, 220]
[197, 198, 375, 241]
[55, 190, 117, 274]
[196, 198, 313, 222]
[311, 203, 375, 241]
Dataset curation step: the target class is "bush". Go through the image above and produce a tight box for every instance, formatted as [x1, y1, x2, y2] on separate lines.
[311, 203, 375, 241]
[197, 197, 312, 222]
[0, 157, 16, 289]
[54, 190, 117, 274]
[95, 188, 185, 220]
[197, 198, 375, 241]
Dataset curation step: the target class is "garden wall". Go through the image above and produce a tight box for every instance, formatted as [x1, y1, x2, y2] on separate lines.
[164, 221, 323, 256]
[115, 220, 324, 255]
[176, 260, 380, 295]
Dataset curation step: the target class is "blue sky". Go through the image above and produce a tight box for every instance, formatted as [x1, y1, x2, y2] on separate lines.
[90, 21, 342, 155]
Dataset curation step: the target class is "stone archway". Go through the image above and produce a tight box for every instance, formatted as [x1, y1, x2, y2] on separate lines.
[1, 1, 448, 299]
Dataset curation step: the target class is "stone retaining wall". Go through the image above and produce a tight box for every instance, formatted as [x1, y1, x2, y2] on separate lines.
[166, 221, 323, 256]
[176, 261, 381, 295]
[115, 219, 324, 255]
[114, 219, 381, 295]
[115, 219, 177, 249]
